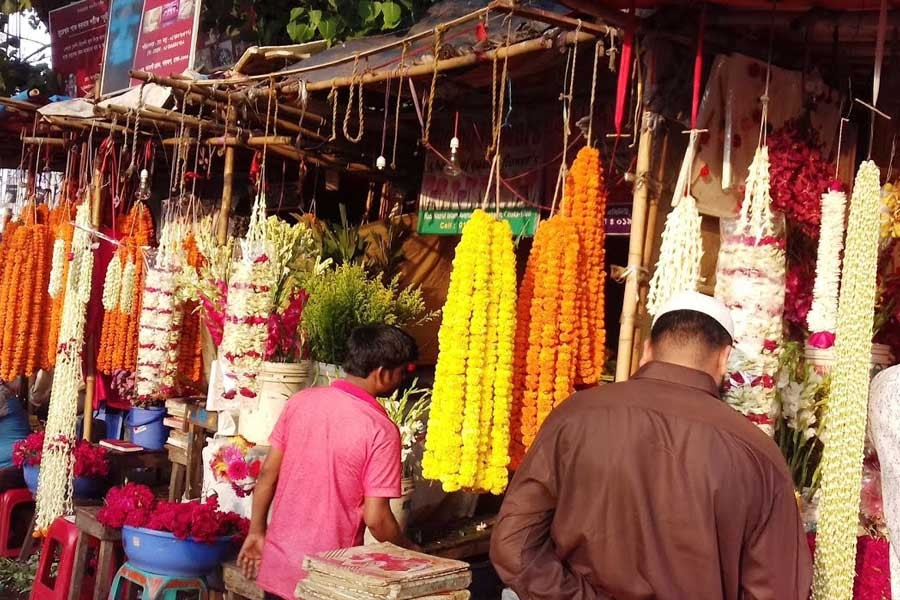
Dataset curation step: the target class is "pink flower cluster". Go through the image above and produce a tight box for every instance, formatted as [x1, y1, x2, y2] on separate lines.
[13, 432, 110, 478]
[210, 438, 262, 498]
[97, 483, 249, 543]
[200, 279, 228, 346]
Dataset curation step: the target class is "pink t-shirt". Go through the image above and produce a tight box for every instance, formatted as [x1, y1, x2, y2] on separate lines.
[257, 380, 402, 599]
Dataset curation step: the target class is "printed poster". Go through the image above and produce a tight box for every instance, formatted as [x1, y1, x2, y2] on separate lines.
[49, 0, 108, 97]
[131, 0, 200, 85]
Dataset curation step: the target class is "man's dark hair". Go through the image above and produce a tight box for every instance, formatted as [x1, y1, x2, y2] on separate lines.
[650, 310, 733, 351]
[343, 325, 419, 377]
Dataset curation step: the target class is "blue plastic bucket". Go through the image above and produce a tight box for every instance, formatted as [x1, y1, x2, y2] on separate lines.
[122, 526, 237, 577]
[126, 407, 168, 450]
[23, 465, 105, 499]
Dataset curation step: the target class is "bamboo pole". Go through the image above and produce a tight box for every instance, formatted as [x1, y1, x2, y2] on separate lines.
[83, 165, 103, 441]
[216, 104, 236, 245]
[631, 128, 669, 373]
[21, 137, 65, 146]
[615, 111, 655, 382]
[288, 30, 595, 93]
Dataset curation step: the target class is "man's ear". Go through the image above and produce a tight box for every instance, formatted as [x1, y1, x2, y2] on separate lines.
[717, 345, 732, 377]
[639, 339, 654, 368]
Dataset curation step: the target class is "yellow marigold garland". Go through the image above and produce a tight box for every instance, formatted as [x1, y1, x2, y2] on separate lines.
[812, 161, 882, 600]
[423, 209, 516, 494]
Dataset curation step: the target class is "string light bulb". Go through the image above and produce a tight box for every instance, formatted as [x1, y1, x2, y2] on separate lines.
[376, 155, 387, 170]
[443, 136, 461, 177]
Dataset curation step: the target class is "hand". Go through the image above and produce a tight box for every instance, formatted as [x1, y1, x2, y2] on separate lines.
[238, 532, 265, 580]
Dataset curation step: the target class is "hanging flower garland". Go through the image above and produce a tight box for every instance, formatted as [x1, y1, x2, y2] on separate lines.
[134, 220, 185, 405]
[807, 184, 848, 349]
[45, 212, 75, 370]
[423, 209, 516, 494]
[813, 161, 883, 600]
[35, 202, 95, 534]
[715, 146, 786, 434]
[561, 146, 607, 386]
[219, 195, 276, 408]
[647, 133, 703, 316]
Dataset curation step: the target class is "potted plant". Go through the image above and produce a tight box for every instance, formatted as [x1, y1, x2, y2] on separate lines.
[301, 264, 428, 385]
[97, 483, 248, 577]
[364, 380, 431, 544]
[13, 432, 110, 499]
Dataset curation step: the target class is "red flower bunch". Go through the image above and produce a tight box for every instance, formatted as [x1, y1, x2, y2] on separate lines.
[13, 432, 109, 478]
[265, 289, 309, 362]
[767, 121, 834, 240]
[784, 262, 814, 334]
[199, 279, 228, 346]
[97, 484, 249, 543]
[807, 533, 890, 599]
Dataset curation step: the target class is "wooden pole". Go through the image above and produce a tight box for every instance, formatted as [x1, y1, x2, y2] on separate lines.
[615, 111, 655, 382]
[216, 104, 236, 245]
[631, 128, 669, 373]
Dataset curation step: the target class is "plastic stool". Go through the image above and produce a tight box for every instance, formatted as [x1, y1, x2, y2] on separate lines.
[109, 562, 208, 600]
[0, 488, 33, 557]
[29, 516, 100, 600]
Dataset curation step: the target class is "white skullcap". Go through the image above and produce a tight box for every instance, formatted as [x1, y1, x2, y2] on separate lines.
[652, 291, 734, 341]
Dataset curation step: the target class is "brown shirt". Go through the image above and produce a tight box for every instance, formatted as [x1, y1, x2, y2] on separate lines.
[491, 362, 812, 600]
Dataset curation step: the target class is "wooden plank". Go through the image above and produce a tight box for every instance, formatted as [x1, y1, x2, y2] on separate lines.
[92, 540, 117, 600]
[75, 507, 121, 542]
[67, 533, 87, 600]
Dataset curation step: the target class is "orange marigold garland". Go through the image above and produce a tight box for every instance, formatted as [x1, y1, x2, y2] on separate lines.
[510, 146, 609, 466]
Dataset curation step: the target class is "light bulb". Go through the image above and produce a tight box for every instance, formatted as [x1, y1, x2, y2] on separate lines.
[443, 136, 461, 177]
[376, 155, 387, 170]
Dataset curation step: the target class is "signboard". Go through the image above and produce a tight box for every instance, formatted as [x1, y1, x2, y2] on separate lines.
[417, 116, 543, 237]
[100, 0, 200, 96]
[132, 0, 200, 82]
[605, 203, 632, 236]
[49, 0, 108, 98]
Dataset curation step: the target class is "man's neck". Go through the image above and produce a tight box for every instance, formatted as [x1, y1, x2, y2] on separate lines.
[343, 375, 378, 397]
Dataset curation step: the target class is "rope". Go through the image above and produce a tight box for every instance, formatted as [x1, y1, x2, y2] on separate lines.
[128, 82, 146, 176]
[328, 80, 339, 142]
[551, 21, 581, 215]
[423, 26, 445, 145]
[343, 56, 365, 143]
[391, 43, 409, 169]
[380, 75, 391, 161]
[587, 40, 602, 146]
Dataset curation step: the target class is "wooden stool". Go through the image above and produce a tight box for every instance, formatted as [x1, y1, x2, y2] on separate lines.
[30, 516, 100, 600]
[108, 562, 208, 600]
[69, 506, 123, 600]
[221, 561, 263, 600]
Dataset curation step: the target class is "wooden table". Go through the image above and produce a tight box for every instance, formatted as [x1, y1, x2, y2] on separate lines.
[222, 561, 264, 600]
[169, 404, 218, 501]
[68, 506, 121, 600]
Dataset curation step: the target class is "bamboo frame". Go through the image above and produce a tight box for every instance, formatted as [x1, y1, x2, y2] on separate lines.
[615, 111, 654, 382]
[217, 103, 237, 246]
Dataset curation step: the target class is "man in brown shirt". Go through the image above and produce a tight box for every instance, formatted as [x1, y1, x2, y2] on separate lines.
[491, 292, 812, 600]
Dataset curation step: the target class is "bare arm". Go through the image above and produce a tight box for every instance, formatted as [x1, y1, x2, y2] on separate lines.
[238, 447, 284, 579]
[363, 496, 419, 550]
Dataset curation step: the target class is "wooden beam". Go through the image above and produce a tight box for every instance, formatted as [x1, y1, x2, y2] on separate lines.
[21, 137, 65, 146]
[217, 103, 237, 246]
[288, 29, 596, 94]
[492, 0, 613, 36]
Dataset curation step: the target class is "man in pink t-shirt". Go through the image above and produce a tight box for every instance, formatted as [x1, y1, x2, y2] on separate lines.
[238, 325, 420, 600]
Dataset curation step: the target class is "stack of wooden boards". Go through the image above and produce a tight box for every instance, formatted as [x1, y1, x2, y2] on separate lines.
[164, 398, 188, 449]
[296, 543, 471, 600]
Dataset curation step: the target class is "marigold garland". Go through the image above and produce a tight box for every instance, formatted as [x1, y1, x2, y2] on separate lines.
[812, 161, 883, 600]
[423, 209, 517, 494]
[508, 146, 608, 466]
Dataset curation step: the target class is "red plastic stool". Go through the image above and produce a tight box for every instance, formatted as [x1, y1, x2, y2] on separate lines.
[0, 488, 33, 558]
[29, 516, 101, 600]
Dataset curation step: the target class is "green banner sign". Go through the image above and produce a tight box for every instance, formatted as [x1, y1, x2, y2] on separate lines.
[417, 208, 539, 236]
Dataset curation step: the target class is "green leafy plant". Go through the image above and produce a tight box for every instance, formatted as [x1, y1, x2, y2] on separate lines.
[320, 205, 368, 268]
[0, 554, 40, 598]
[286, 0, 429, 44]
[301, 263, 428, 365]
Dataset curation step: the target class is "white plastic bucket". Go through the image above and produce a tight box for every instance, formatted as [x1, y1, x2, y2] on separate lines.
[804, 343, 893, 378]
[238, 361, 312, 444]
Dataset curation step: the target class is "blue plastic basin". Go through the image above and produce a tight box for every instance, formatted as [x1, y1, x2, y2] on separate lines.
[22, 465, 105, 499]
[121, 525, 237, 577]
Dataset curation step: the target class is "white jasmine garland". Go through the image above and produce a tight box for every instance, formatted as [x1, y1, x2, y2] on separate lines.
[119, 258, 136, 314]
[806, 188, 848, 338]
[48, 238, 65, 298]
[34, 203, 94, 532]
[813, 161, 883, 600]
[101, 255, 122, 311]
[647, 194, 703, 317]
